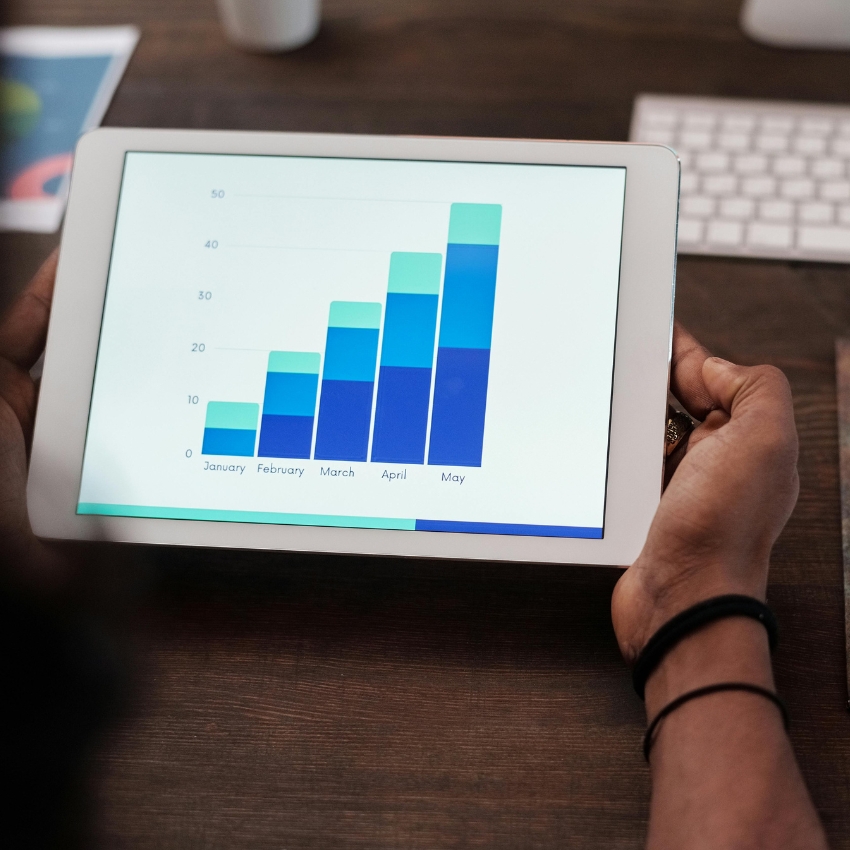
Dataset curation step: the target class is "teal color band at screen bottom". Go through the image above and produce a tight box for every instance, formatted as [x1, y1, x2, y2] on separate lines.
[76, 503, 603, 538]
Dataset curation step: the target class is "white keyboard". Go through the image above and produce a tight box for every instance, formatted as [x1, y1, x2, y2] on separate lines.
[630, 94, 850, 263]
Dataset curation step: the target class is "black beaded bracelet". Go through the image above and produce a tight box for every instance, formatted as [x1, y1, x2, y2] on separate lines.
[632, 595, 779, 700]
[643, 682, 789, 761]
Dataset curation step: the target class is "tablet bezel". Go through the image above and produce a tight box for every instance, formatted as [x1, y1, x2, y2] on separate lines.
[27, 129, 679, 566]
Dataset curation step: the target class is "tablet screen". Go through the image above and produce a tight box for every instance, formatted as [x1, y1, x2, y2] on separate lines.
[77, 152, 626, 539]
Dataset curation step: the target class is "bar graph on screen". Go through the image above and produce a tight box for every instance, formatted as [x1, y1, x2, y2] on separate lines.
[200, 202, 502, 470]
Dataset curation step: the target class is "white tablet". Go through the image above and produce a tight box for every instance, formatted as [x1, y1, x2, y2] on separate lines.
[27, 129, 679, 566]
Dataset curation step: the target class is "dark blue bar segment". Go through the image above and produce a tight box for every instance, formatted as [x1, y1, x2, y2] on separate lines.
[371, 366, 432, 464]
[414, 519, 603, 539]
[257, 414, 314, 459]
[202, 427, 256, 457]
[427, 347, 490, 467]
[436, 244, 499, 350]
[314, 380, 374, 461]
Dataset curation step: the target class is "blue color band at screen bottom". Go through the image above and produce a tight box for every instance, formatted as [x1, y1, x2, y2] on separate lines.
[75, 503, 603, 538]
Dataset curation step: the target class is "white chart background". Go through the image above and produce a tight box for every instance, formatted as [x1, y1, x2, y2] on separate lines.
[79, 152, 626, 529]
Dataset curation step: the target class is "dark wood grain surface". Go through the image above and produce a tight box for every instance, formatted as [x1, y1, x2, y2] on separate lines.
[4, 0, 850, 846]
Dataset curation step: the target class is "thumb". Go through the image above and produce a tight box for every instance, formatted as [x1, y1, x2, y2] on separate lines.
[701, 357, 749, 415]
[702, 357, 795, 435]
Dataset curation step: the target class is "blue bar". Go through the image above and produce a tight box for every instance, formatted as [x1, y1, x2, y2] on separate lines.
[371, 366, 433, 463]
[258, 414, 313, 458]
[414, 519, 603, 539]
[314, 305, 381, 462]
[427, 347, 490, 467]
[428, 206, 501, 469]
[202, 427, 256, 457]
[371, 291, 439, 464]
[314, 380, 375, 461]
[258, 367, 319, 458]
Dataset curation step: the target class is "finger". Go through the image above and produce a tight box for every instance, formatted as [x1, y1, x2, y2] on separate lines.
[0, 249, 58, 370]
[670, 321, 717, 421]
[702, 358, 796, 437]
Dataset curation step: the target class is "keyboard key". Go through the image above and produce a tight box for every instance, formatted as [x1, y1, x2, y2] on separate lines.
[839, 120, 850, 137]
[734, 154, 768, 174]
[742, 176, 776, 197]
[707, 221, 743, 245]
[756, 135, 789, 153]
[821, 181, 850, 201]
[794, 136, 827, 156]
[718, 133, 749, 152]
[722, 114, 756, 133]
[747, 222, 793, 248]
[703, 175, 737, 196]
[696, 152, 729, 173]
[678, 218, 704, 244]
[800, 118, 833, 135]
[645, 110, 677, 128]
[644, 129, 675, 145]
[799, 202, 833, 224]
[780, 178, 815, 200]
[798, 226, 850, 254]
[760, 200, 794, 221]
[840, 206, 850, 226]
[761, 116, 794, 134]
[812, 159, 844, 179]
[680, 130, 712, 150]
[682, 195, 716, 217]
[680, 172, 699, 193]
[832, 138, 850, 156]
[684, 112, 716, 129]
[773, 156, 806, 177]
[720, 198, 755, 219]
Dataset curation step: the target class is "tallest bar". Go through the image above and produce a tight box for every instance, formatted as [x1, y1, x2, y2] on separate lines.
[428, 203, 502, 467]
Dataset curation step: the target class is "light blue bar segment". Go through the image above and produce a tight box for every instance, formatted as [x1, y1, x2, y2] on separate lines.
[328, 301, 382, 329]
[448, 203, 503, 246]
[268, 351, 321, 374]
[76, 503, 416, 530]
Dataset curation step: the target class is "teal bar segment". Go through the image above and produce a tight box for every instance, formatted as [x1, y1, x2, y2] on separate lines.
[447, 203, 503, 246]
[205, 401, 260, 431]
[267, 351, 320, 374]
[76, 503, 416, 530]
[328, 301, 382, 329]
[387, 252, 442, 295]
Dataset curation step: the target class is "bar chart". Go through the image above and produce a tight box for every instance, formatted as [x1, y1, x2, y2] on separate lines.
[79, 150, 627, 540]
[201, 203, 502, 468]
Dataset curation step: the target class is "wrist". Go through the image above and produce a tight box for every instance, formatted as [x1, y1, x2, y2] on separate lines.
[617, 552, 769, 658]
[644, 616, 775, 719]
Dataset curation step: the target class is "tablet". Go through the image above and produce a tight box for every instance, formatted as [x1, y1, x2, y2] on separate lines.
[27, 129, 679, 566]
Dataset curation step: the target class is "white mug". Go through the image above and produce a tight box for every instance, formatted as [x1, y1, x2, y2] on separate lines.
[216, 0, 321, 52]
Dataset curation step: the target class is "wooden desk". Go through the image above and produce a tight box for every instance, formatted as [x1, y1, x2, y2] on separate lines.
[4, 0, 850, 846]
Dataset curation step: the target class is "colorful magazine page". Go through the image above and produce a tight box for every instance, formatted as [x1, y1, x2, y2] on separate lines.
[0, 26, 139, 233]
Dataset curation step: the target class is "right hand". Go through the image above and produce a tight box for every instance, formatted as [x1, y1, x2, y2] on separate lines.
[611, 322, 800, 664]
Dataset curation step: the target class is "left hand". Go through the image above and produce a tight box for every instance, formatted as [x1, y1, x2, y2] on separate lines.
[0, 250, 66, 589]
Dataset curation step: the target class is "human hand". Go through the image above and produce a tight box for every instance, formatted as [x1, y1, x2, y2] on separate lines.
[0, 250, 65, 588]
[611, 322, 799, 664]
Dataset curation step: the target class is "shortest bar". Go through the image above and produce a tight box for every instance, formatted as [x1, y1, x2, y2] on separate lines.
[202, 401, 259, 457]
[258, 351, 320, 459]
